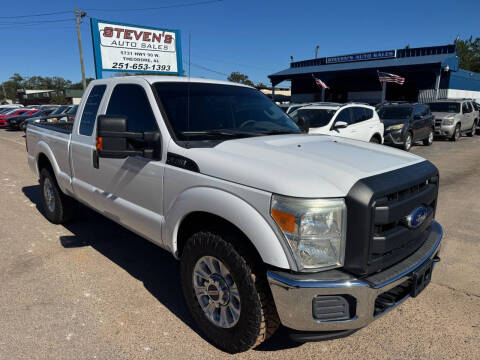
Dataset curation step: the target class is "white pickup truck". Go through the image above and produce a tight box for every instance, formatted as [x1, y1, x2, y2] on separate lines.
[26, 76, 443, 353]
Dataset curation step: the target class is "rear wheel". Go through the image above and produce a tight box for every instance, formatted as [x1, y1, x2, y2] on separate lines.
[467, 121, 477, 137]
[403, 132, 413, 151]
[180, 230, 279, 353]
[451, 124, 461, 141]
[369, 136, 380, 144]
[423, 129, 434, 146]
[39, 168, 75, 224]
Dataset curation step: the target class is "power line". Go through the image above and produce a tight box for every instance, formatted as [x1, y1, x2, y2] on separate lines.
[0, 18, 74, 26]
[193, 55, 276, 72]
[85, 0, 223, 13]
[184, 61, 228, 76]
[0, 10, 73, 19]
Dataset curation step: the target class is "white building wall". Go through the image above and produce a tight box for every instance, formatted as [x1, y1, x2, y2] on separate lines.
[447, 89, 480, 101]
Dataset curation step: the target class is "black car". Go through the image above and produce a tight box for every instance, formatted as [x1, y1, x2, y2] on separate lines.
[378, 103, 435, 151]
[7, 109, 54, 130]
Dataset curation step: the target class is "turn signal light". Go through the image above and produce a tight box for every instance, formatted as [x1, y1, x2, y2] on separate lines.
[271, 208, 296, 233]
[96, 136, 103, 151]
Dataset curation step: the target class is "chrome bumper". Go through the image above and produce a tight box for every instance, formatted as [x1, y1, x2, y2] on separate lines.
[434, 124, 455, 136]
[267, 221, 442, 332]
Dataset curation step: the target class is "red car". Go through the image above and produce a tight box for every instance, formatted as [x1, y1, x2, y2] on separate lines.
[0, 109, 38, 127]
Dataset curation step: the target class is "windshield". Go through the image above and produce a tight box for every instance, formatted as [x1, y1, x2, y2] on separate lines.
[428, 102, 460, 113]
[289, 108, 336, 128]
[67, 105, 78, 115]
[50, 105, 67, 115]
[153, 82, 300, 141]
[378, 106, 412, 120]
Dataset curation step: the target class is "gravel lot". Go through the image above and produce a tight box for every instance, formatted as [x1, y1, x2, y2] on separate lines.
[0, 129, 479, 359]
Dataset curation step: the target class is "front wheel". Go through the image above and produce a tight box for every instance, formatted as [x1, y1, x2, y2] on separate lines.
[467, 121, 477, 137]
[423, 129, 434, 146]
[403, 132, 413, 151]
[451, 124, 461, 141]
[180, 230, 280, 353]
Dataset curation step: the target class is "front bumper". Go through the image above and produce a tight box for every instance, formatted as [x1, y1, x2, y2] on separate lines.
[434, 123, 455, 136]
[383, 130, 406, 145]
[267, 221, 442, 332]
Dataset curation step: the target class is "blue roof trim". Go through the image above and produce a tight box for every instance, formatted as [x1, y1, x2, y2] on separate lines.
[449, 69, 480, 91]
[269, 54, 453, 78]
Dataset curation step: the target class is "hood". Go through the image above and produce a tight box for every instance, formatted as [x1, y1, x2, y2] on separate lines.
[431, 111, 457, 119]
[179, 134, 425, 198]
[383, 119, 409, 127]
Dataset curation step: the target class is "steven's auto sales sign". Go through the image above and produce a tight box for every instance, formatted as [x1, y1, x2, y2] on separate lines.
[90, 18, 182, 77]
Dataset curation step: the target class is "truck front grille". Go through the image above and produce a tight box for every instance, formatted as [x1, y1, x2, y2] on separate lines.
[343, 161, 438, 276]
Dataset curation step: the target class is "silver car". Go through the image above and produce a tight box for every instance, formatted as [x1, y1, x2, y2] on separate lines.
[429, 99, 478, 141]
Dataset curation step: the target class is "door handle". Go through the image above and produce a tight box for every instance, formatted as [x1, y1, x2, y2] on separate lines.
[93, 150, 99, 169]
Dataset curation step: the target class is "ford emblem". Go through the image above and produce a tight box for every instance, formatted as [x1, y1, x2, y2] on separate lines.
[406, 206, 428, 229]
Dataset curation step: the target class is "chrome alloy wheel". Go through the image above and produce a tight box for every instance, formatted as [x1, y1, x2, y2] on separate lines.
[454, 126, 461, 140]
[428, 131, 434, 144]
[405, 134, 412, 151]
[193, 256, 241, 328]
[43, 177, 55, 212]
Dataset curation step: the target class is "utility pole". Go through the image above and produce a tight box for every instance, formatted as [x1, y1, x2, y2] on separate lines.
[75, 8, 87, 90]
[315, 45, 320, 59]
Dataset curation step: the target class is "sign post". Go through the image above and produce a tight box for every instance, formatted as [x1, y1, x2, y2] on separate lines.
[90, 18, 183, 78]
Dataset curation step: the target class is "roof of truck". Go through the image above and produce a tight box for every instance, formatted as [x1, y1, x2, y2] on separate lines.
[108, 75, 253, 88]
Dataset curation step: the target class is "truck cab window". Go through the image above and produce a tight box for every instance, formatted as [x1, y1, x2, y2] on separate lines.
[106, 84, 158, 132]
[79, 85, 106, 136]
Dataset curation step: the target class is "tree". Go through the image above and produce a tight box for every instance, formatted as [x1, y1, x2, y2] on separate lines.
[227, 72, 255, 87]
[256, 82, 268, 89]
[455, 36, 480, 73]
[50, 93, 69, 105]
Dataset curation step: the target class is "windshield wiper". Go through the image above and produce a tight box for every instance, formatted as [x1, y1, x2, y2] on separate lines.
[181, 130, 263, 138]
[259, 129, 300, 135]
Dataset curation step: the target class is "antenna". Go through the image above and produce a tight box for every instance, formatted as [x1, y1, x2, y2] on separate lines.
[187, 31, 191, 133]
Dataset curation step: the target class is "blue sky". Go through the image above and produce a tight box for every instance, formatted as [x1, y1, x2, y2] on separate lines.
[0, 0, 479, 86]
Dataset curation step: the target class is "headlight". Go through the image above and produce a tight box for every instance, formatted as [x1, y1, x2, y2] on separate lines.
[442, 116, 455, 125]
[271, 195, 346, 271]
[386, 124, 404, 131]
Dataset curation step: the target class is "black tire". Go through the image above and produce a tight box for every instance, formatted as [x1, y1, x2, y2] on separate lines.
[180, 230, 280, 353]
[20, 122, 26, 131]
[451, 124, 461, 141]
[403, 132, 413, 151]
[369, 135, 380, 144]
[39, 168, 75, 224]
[467, 121, 477, 137]
[423, 129, 434, 146]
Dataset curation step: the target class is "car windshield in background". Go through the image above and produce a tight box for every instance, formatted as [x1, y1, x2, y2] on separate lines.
[67, 105, 78, 114]
[378, 106, 412, 120]
[50, 105, 68, 115]
[153, 82, 300, 141]
[428, 102, 460, 113]
[289, 108, 336, 128]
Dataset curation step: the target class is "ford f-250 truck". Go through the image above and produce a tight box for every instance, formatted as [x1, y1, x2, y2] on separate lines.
[26, 76, 443, 353]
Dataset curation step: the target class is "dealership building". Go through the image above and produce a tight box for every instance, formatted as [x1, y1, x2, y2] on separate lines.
[269, 44, 480, 104]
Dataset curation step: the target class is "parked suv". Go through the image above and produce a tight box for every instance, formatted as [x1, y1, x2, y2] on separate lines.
[428, 99, 477, 141]
[289, 103, 384, 143]
[378, 103, 434, 151]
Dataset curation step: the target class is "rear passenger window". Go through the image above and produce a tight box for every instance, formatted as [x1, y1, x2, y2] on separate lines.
[364, 108, 373, 120]
[106, 84, 158, 132]
[352, 107, 366, 123]
[79, 85, 106, 136]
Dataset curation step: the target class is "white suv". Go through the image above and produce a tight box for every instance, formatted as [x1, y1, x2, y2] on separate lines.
[290, 103, 384, 143]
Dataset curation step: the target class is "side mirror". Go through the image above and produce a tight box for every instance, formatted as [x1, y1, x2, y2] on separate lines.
[96, 115, 160, 159]
[296, 116, 310, 133]
[333, 121, 348, 130]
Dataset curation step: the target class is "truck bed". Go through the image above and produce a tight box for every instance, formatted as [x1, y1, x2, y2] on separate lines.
[29, 121, 73, 134]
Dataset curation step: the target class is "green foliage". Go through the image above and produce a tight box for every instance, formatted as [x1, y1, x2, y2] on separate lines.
[227, 72, 255, 87]
[49, 93, 69, 105]
[0, 73, 92, 101]
[256, 82, 268, 89]
[455, 36, 480, 73]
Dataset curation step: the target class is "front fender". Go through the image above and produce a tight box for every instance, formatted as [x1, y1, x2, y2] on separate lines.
[164, 187, 292, 270]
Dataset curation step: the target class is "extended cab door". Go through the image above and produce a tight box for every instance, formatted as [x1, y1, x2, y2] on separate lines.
[70, 84, 108, 208]
[90, 80, 165, 245]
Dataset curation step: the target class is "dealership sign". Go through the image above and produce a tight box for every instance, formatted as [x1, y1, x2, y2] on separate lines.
[326, 50, 396, 64]
[90, 18, 182, 78]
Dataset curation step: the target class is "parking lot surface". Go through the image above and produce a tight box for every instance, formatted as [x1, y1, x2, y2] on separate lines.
[0, 130, 479, 360]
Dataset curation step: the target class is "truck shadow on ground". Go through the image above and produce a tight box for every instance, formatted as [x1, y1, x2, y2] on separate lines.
[22, 185, 301, 352]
